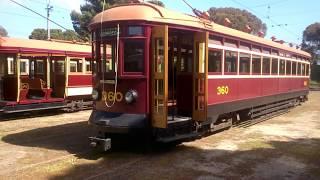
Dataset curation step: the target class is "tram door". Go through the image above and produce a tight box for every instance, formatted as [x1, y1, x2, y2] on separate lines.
[151, 25, 169, 128]
[193, 32, 208, 122]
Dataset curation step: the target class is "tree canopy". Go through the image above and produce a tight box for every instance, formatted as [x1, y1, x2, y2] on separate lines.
[29, 28, 83, 42]
[208, 7, 267, 37]
[301, 22, 320, 58]
[70, 0, 164, 40]
[0, 25, 8, 37]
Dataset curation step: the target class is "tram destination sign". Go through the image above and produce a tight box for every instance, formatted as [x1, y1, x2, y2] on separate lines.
[100, 27, 122, 38]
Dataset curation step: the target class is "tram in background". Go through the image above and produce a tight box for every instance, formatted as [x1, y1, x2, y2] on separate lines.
[0, 37, 93, 113]
[87, 2, 311, 150]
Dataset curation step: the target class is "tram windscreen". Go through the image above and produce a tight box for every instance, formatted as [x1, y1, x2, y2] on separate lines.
[123, 40, 145, 72]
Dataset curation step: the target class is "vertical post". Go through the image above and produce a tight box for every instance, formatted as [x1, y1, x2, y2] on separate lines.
[16, 53, 21, 102]
[65, 56, 69, 98]
[46, 55, 51, 89]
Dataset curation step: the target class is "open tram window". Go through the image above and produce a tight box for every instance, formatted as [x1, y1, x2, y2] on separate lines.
[123, 40, 145, 73]
[292, 61, 297, 75]
[239, 53, 250, 74]
[271, 58, 278, 75]
[252, 55, 261, 74]
[286, 60, 292, 75]
[306, 64, 310, 76]
[224, 50, 237, 74]
[262, 57, 271, 74]
[100, 42, 115, 73]
[279, 59, 285, 75]
[297, 62, 302, 76]
[208, 49, 222, 73]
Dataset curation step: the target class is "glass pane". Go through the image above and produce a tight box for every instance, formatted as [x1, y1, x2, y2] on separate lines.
[262, 57, 270, 74]
[271, 58, 278, 75]
[292, 62, 297, 75]
[70, 59, 82, 73]
[297, 63, 301, 75]
[279, 60, 285, 75]
[124, 40, 144, 72]
[155, 38, 164, 73]
[225, 51, 237, 73]
[302, 64, 306, 75]
[239, 53, 250, 74]
[208, 50, 222, 72]
[155, 79, 164, 96]
[36, 60, 44, 74]
[128, 26, 144, 36]
[286, 61, 292, 75]
[252, 55, 261, 74]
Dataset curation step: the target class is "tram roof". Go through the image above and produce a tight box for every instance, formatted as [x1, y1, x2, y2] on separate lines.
[0, 37, 91, 56]
[90, 2, 311, 58]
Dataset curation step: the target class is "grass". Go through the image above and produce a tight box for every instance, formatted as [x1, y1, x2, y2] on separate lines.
[309, 80, 320, 88]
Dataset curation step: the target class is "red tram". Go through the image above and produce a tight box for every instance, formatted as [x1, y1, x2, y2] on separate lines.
[0, 37, 93, 113]
[88, 2, 311, 150]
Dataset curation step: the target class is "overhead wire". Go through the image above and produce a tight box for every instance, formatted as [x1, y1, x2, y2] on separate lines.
[227, 0, 302, 44]
[8, 0, 69, 30]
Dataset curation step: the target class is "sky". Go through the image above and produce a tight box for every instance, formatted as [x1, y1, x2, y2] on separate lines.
[0, 0, 319, 45]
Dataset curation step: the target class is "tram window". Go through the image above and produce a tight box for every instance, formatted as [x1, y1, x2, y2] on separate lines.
[85, 60, 92, 72]
[252, 45, 261, 53]
[123, 40, 144, 73]
[70, 59, 83, 73]
[297, 62, 302, 76]
[128, 26, 144, 36]
[224, 51, 237, 73]
[105, 43, 115, 72]
[224, 39, 238, 48]
[55, 61, 65, 73]
[279, 59, 285, 75]
[209, 35, 223, 45]
[306, 64, 310, 76]
[20, 59, 29, 75]
[36, 60, 44, 74]
[208, 49, 222, 73]
[286, 60, 292, 75]
[302, 63, 306, 76]
[0, 56, 5, 75]
[252, 55, 261, 74]
[271, 58, 278, 75]
[262, 57, 270, 74]
[292, 61, 297, 75]
[7, 57, 15, 75]
[239, 53, 250, 74]
[239, 42, 251, 51]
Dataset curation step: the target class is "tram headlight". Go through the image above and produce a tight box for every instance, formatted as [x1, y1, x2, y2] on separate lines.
[125, 90, 138, 104]
[92, 89, 99, 100]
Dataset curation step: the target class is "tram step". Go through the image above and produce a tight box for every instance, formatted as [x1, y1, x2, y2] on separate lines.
[156, 132, 201, 143]
[167, 116, 192, 124]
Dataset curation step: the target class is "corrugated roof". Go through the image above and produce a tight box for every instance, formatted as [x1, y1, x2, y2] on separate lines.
[90, 2, 310, 58]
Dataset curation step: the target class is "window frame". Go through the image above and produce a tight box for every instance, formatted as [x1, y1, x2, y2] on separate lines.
[224, 50, 238, 75]
[208, 48, 223, 75]
[239, 52, 251, 75]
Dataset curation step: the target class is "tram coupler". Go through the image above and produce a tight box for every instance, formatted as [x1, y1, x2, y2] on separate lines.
[89, 137, 111, 151]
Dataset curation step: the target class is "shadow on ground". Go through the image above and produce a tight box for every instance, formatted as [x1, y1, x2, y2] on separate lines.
[0, 109, 64, 121]
[2, 121, 320, 179]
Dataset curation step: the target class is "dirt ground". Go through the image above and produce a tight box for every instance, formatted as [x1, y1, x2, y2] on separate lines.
[0, 92, 319, 180]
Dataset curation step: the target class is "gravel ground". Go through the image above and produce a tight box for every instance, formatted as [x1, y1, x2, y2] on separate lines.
[0, 91, 319, 180]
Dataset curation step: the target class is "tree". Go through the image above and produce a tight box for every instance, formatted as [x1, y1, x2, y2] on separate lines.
[148, 0, 165, 7]
[301, 22, 320, 81]
[0, 25, 8, 37]
[70, 0, 164, 40]
[207, 7, 267, 37]
[301, 23, 320, 58]
[29, 28, 83, 42]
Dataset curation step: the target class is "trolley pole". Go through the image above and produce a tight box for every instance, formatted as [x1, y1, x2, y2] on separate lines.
[46, 1, 53, 40]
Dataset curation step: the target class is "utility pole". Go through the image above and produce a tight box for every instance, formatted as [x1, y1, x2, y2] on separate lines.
[46, 0, 53, 40]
